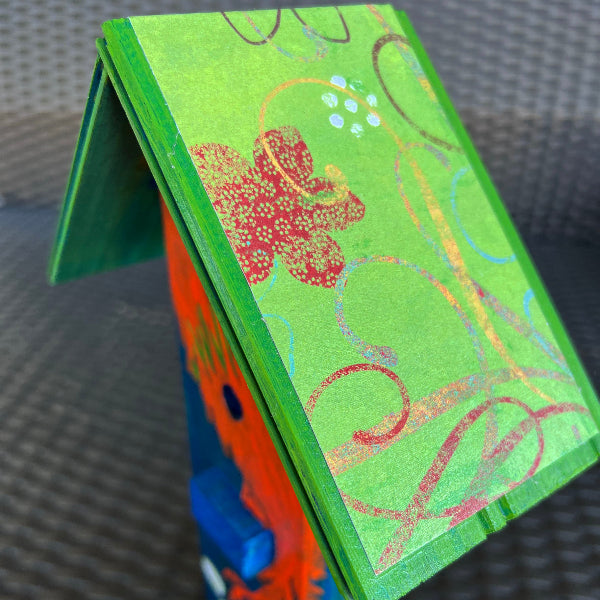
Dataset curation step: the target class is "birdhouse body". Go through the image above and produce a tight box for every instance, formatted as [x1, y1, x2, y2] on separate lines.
[163, 202, 339, 599]
[49, 6, 600, 600]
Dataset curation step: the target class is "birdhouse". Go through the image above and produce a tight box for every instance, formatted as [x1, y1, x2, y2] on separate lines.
[49, 6, 600, 600]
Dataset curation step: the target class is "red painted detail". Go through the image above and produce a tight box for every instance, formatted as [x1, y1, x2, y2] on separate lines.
[161, 200, 326, 599]
[189, 126, 365, 289]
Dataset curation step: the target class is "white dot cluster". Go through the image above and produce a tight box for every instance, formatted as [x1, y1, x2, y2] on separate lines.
[321, 75, 380, 138]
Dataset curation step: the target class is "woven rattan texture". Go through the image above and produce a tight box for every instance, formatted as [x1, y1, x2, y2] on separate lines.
[1, 0, 599, 597]
[0, 206, 598, 599]
[0, 207, 202, 600]
[1, 0, 600, 242]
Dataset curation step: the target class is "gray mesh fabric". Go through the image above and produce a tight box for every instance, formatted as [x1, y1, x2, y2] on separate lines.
[0, 207, 598, 599]
[1, 1, 600, 599]
[0, 207, 202, 600]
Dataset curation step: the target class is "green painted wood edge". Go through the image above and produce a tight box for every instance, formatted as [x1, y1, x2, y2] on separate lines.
[397, 11, 600, 423]
[373, 432, 600, 597]
[48, 58, 163, 284]
[96, 27, 354, 599]
[49, 59, 104, 283]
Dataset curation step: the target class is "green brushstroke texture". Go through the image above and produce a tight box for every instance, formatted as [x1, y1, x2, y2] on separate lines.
[49, 61, 163, 283]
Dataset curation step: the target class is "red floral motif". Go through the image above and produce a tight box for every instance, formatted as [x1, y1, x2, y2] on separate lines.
[190, 126, 365, 288]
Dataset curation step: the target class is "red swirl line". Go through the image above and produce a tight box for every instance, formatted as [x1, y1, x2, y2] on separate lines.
[305, 363, 410, 447]
[337, 397, 589, 572]
[325, 367, 573, 478]
[374, 397, 541, 570]
[352, 396, 541, 571]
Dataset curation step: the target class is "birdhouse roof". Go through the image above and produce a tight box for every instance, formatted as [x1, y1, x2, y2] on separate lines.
[49, 7, 600, 599]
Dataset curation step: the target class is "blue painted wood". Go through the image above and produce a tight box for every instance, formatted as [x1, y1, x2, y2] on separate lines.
[178, 344, 224, 476]
[190, 464, 275, 581]
[179, 343, 343, 598]
[315, 566, 346, 600]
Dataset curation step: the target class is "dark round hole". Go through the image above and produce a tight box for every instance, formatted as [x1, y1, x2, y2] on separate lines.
[223, 384, 243, 420]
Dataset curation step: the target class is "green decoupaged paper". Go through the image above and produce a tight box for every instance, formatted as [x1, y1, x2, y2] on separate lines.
[91, 5, 600, 599]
